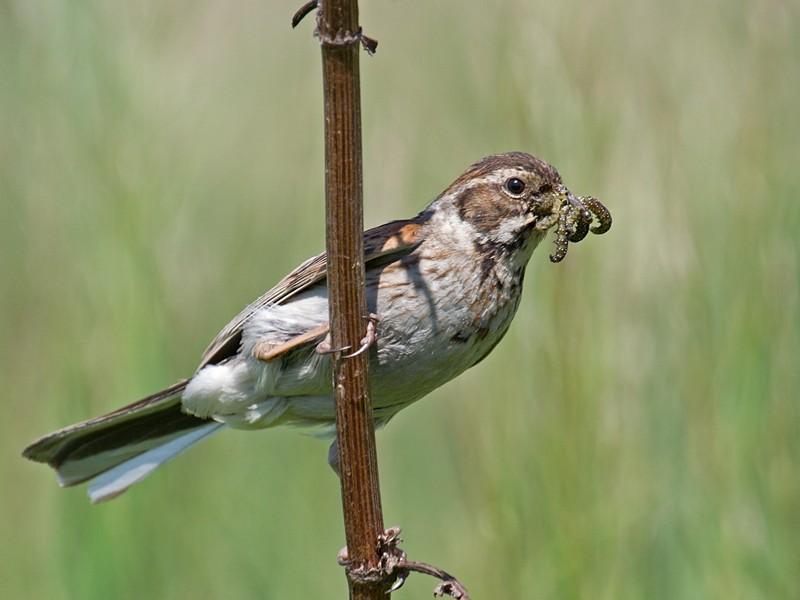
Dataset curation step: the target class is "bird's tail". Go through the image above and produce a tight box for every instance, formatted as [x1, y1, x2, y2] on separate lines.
[22, 381, 225, 503]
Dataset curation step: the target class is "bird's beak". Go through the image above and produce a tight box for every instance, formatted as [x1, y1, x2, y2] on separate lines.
[561, 187, 581, 210]
[562, 187, 591, 220]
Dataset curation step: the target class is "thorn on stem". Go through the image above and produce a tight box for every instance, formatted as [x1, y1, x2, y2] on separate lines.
[291, 0, 318, 28]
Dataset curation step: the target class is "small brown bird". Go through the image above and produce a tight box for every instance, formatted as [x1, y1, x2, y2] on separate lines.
[23, 152, 610, 502]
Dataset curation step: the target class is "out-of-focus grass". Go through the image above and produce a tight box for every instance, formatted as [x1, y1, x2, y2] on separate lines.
[2, 0, 798, 598]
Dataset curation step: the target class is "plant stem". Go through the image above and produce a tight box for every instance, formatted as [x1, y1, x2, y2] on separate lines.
[319, 1, 389, 598]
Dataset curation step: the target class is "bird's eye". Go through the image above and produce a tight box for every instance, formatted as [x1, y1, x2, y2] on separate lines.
[504, 177, 526, 195]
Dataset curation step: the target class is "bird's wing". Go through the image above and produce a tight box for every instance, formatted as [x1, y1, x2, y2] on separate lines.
[199, 219, 425, 367]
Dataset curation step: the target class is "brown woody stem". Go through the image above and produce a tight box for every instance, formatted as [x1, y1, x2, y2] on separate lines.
[318, 0, 389, 598]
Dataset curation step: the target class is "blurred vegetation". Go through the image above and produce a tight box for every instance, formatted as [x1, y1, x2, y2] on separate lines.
[2, 0, 799, 598]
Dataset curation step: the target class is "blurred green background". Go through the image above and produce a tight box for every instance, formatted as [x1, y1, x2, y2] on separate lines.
[2, 0, 798, 598]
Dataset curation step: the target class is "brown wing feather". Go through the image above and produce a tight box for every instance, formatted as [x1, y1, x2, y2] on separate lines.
[252, 323, 330, 363]
[199, 218, 425, 367]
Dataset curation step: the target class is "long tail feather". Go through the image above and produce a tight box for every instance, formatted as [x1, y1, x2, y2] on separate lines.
[22, 381, 224, 501]
[88, 422, 222, 503]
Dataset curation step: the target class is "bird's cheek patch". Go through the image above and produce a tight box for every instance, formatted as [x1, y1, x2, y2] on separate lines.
[456, 185, 522, 234]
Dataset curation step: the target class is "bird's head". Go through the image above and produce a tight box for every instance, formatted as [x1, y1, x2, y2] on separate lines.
[439, 152, 610, 262]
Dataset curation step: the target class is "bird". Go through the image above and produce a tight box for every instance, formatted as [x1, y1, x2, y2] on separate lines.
[22, 152, 611, 503]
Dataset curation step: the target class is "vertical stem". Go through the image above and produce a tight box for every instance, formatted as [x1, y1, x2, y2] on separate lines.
[318, 1, 388, 598]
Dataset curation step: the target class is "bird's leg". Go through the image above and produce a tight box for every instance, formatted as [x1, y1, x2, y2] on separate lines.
[327, 439, 341, 477]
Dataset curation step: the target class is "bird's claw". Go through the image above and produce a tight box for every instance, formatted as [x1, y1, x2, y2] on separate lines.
[342, 314, 379, 358]
[315, 314, 380, 358]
